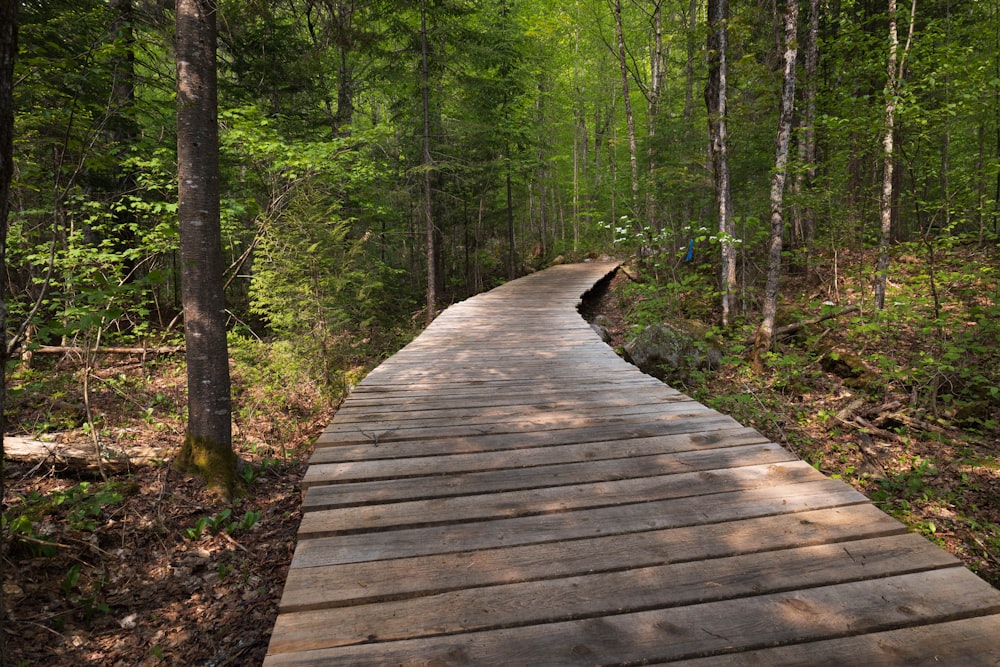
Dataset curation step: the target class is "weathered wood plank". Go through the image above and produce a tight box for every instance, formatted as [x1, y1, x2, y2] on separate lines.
[279, 504, 906, 612]
[669, 615, 1000, 666]
[290, 479, 868, 566]
[302, 441, 791, 508]
[310, 415, 747, 461]
[320, 397, 703, 433]
[314, 406, 721, 446]
[298, 461, 826, 537]
[269, 533, 959, 653]
[304, 427, 768, 485]
[264, 569, 1000, 666]
[332, 391, 691, 422]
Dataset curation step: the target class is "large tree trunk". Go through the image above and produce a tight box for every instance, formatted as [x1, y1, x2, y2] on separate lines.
[752, 0, 799, 368]
[612, 0, 640, 219]
[175, 0, 236, 498]
[1, 4, 17, 660]
[706, 0, 736, 326]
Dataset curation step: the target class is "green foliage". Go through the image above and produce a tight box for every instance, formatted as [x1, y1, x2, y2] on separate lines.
[183, 507, 262, 540]
[4, 481, 125, 558]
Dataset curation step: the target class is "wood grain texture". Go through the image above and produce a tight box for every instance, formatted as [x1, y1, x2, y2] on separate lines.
[265, 261, 1000, 665]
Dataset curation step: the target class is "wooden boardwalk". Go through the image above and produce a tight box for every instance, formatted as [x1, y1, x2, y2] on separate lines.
[265, 261, 1000, 666]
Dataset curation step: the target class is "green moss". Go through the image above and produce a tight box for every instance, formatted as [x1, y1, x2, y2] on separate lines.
[174, 433, 242, 500]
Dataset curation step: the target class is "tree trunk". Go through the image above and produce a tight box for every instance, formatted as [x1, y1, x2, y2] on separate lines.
[706, 0, 736, 326]
[875, 0, 899, 311]
[646, 0, 665, 229]
[421, 0, 436, 325]
[175, 0, 236, 499]
[333, 0, 355, 133]
[612, 0, 639, 220]
[0, 4, 17, 660]
[752, 0, 799, 368]
[875, 0, 916, 310]
[794, 0, 819, 247]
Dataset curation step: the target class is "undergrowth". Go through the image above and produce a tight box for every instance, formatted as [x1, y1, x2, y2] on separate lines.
[611, 238, 1000, 587]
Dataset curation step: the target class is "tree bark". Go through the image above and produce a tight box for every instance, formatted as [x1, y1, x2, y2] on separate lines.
[175, 0, 236, 498]
[421, 0, 436, 325]
[611, 0, 640, 220]
[876, 0, 915, 310]
[793, 0, 819, 247]
[752, 0, 799, 368]
[0, 1, 16, 662]
[646, 0, 665, 229]
[706, 0, 736, 326]
[875, 0, 899, 311]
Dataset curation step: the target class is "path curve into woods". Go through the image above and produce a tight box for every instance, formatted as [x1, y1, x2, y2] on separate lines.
[264, 261, 1000, 666]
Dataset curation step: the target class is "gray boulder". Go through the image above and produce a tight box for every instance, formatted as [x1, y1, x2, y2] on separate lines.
[624, 320, 722, 379]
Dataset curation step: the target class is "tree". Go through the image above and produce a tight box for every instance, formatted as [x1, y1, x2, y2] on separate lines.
[706, 0, 736, 326]
[1, 3, 17, 661]
[752, 0, 798, 367]
[174, 0, 236, 497]
[875, 0, 916, 310]
[420, 0, 436, 324]
[610, 0, 639, 218]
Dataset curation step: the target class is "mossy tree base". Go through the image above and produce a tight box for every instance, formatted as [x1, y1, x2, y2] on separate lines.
[174, 433, 241, 501]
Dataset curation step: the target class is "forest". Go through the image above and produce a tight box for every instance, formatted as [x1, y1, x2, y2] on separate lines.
[0, 0, 998, 664]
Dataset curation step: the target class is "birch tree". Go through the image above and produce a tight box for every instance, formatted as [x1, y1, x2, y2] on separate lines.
[875, 0, 916, 310]
[752, 0, 798, 367]
[706, 0, 736, 325]
[611, 0, 640, 219]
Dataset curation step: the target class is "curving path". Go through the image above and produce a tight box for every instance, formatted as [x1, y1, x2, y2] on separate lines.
[264, 261, 1000, 666]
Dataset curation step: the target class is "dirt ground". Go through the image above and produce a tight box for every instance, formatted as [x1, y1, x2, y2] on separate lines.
[3, 352, 334, 666]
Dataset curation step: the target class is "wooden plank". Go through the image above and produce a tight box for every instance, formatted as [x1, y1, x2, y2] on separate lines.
[298, 461, 826, 538]
[268, 534, 959, 653]
[320, 397, 702, 431]
[310, 414, 747, 461]
[264, 569, 1000, 666]
[290, 479, 868, 567]
[301, 441, 792, 508]
[304, 426, 768, 482]
[336, 385, 683, 411]
[313, 406, 721, 446]
[332, 391, 690, 421]
[278, 504, 907, 612]
[669, 615, 1000, 666]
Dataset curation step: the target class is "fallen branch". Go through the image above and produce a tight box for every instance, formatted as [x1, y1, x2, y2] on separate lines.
[745, 304, 859, 345]
[4, 436, 168, 471]
[31, 345, 183, 355]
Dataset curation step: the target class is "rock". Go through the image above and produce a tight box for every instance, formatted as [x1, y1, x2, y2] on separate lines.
[590, 323, 611, 343]
[624, 320, 722, 380]
[548, 255, 565, 266]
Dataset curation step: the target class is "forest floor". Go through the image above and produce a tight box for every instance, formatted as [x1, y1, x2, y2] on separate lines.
[3, 249, 998, 666]
[590, 252, 1000, 591]
[3, 351, 337, 666]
